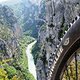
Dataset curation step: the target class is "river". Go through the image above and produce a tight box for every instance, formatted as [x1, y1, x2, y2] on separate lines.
[26, 41, 37, 80]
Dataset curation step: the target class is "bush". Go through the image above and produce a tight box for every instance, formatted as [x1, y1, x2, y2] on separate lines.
[3, 64, 16, 78]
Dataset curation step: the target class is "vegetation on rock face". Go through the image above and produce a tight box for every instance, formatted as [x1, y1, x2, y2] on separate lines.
[31, 0, 46, 64]
[14, 34, 35, 80]
[31, 25, 46, 65]
[0, 32, 35, 80]
[0, 0, 46, 80]
[8, 0, 39, 38]
[18, 35, 35, 70]
[0, 24, 13, 40]
[32, 42, 41, 64]
[0, 29, 36, 79]
[0, 4, 36, 80]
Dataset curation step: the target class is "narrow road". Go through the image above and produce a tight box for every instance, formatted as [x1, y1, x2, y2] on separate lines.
[26, 40, 37, 80]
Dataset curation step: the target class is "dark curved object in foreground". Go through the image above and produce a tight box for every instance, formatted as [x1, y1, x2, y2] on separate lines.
[51, 18, 80, 80]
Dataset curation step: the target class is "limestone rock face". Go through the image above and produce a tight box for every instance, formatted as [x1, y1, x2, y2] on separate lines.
[36, 59, 46, 80]
[37, 0, 80, 80]
[0, 5, 20, 63]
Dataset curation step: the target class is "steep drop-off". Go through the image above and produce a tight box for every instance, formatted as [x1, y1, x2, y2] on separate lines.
[0, 4, 36, 80]
[35, 0, 80, 80]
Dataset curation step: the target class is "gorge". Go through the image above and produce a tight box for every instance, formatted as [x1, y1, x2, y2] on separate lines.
[0, 0, 80, 80]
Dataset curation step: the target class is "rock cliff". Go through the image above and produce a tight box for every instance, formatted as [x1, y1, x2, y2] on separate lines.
[0, 5, 20, 64]
[37, 0, 80, 80]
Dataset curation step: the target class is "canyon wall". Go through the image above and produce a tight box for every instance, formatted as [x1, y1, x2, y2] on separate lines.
[36, 0, 80, 80]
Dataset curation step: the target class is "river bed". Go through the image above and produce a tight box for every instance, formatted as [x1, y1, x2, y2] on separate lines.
[26, 41, 37, 80]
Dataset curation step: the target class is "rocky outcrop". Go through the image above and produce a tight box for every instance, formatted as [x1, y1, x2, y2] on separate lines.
[37, 0, 80, 80]
[0, 5, 20, 64]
